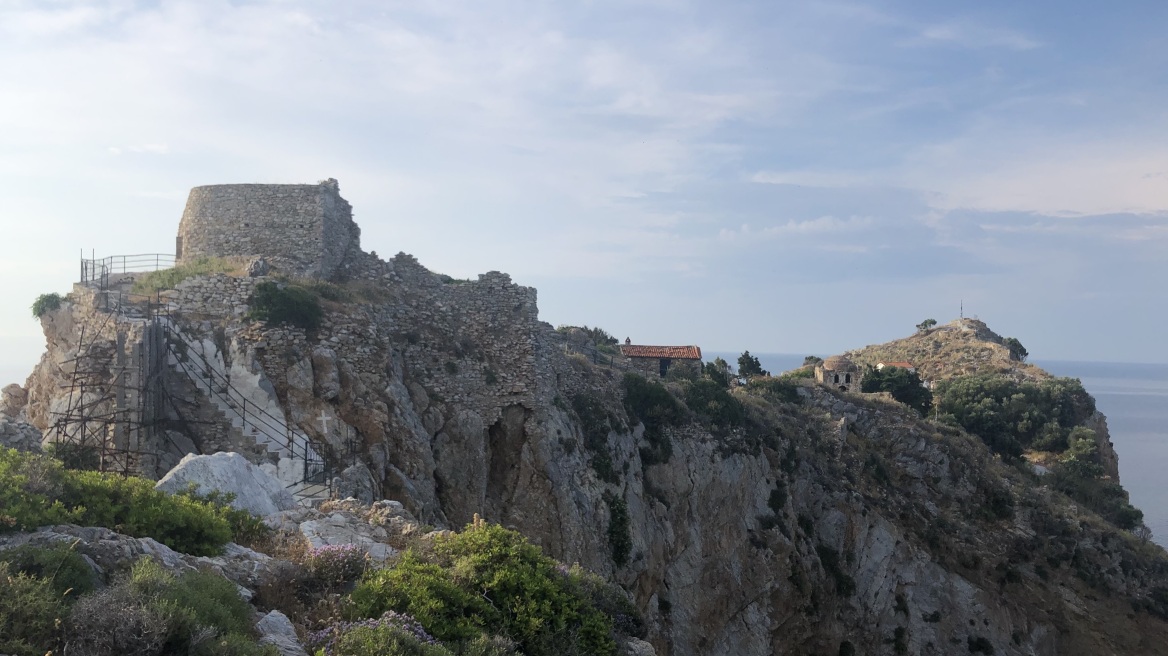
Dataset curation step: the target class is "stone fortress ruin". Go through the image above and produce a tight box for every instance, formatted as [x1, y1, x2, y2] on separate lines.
[176, 178, 362, 279]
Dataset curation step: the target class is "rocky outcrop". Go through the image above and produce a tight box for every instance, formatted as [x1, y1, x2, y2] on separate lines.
[0, 416, 41, 453]
[155, 452, 297, 516]
[0, 524, 277, 598]
[1, 383, 26, 417]
[265, 497, 420, 564]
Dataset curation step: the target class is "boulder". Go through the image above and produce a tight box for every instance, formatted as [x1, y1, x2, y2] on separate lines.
[155, 452, 297, 516]
[1, 383, 27, 417]
[256, 610, 309, 656]
[335, 462, 377, 504]
[0, 416, 42, 453]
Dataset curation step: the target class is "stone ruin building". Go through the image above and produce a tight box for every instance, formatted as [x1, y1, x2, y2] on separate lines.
[815, 355, 862, 392]
[176, 178, 362, 279]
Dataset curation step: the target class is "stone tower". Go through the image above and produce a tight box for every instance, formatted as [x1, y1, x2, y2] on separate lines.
[175, 178, 360, 279]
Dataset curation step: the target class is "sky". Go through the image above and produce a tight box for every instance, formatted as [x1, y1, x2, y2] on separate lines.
[1, 0, 1166, 386]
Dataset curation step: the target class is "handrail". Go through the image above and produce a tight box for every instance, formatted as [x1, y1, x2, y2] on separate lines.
[161, 321, 331, 488]
[80, 251, 177, 288]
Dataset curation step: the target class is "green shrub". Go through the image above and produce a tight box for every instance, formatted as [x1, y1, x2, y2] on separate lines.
[0, 446, 233, 556]
[606, 493, 632, 568]
[351, 524, 617, 656]
[747, 377, 801, 403]
[0, 542, 96, 600]
[681, 378, 745, 429]
[177, 486, 272, 549]
[70, 559, 275, 656]
[934, 374, 1095, 459]
[247, 281, 323, 332]
[768, 487, 788, 513]
[0, 561, 64, 656]
[31, 292, 63, 318]
[351, 552, 491, 642]
[622, 374, 683, 466]
[861, 366, 932, 416]
[131, 256, 237, 295]
[570, 394, 621, 484]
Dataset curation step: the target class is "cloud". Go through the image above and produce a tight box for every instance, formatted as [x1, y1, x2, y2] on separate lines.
[718, 215, 875, 241]
[912, 22, 1041, 51]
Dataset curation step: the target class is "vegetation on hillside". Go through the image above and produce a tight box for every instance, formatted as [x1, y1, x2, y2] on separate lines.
[31, 292, 63, 318]
[861, 366, 932, 416]
[934, 373, 1143, 529]
[343, 522, 639, 656]
[0, 446, 252, 556]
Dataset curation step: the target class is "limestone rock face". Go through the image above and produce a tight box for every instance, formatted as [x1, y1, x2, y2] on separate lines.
[0, 416, 42, 452]
[156, 452, 297, 516]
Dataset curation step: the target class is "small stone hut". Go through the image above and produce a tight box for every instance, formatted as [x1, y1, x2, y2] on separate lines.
[619, 342, 703, 378]
[815, 355, 862, 392]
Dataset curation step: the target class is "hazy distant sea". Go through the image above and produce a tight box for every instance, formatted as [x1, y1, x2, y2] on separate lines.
[711, 352, 1168, 547]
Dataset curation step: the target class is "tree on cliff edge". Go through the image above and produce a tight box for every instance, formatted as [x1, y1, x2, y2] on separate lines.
[1004, 337, 1028, 362]
[737, 351, 768, 378]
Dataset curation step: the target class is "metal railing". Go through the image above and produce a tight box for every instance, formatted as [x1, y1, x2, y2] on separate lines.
[81, 252, 176, 289]
[161, 321, 341, 493]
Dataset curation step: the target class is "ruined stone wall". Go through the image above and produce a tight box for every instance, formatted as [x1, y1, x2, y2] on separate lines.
[176, 180, 359, 279]
[169, 274, 258, 318]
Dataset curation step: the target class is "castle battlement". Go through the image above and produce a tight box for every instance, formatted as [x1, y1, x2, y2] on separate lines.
[176, 178, 361, 280]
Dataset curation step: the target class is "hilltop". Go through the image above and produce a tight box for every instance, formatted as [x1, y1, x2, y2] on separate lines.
[846, 318, 1046, 384]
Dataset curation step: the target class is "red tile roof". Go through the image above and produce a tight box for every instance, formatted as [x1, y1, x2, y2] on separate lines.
[620, 345, 702, 360]
[878, 361, 915, 369]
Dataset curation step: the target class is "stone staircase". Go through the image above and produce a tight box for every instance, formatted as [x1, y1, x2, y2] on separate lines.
[162, 322, 330, 501]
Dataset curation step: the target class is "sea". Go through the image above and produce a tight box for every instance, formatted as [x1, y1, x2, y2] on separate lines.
[710, 353, 1168, 547]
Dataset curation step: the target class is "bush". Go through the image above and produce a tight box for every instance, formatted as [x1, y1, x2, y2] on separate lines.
[0, 561, 64, 656]
[0, 446, 233, 556]
[681, 379, 745, 429]
[934, 374, 1095, 459]
[861, 366, 932, 416]
[66, 583, 171, 656]
[351, 523, 617, 656]
[622, 374, 684, 465]
[305, 544, 368, 589]
[68, 559, 275, 656]
[747, 377, 801, 404]
[70, 555, 277, 653]
[0, 542, 96, 600]
[31, 292, 63, 318]
[247, 281, 323, 332]
[606, 493, 632, 567]
[569, 394, 621, 483]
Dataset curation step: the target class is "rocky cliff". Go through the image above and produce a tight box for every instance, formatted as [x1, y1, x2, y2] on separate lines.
[11, 253, 1168, 655]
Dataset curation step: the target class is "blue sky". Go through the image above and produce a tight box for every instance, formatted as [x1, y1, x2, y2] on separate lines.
[1, 0, 1166, 386]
